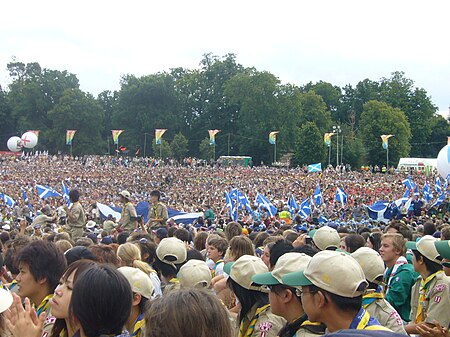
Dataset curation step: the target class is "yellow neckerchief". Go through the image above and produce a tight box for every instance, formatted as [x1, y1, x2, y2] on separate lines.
[153, 203, 160, 217]
[36, 294, 53, 316]
[212, 259, 224, 278]
[415, 270, 444, 324]
[132, 313, 145, 337]
[59, 329, 67, 337]
[362, 288, 384, 308]
[169, 277, 180, 284]
[239, 304, 271, 337]
[301, 320, 322, 326]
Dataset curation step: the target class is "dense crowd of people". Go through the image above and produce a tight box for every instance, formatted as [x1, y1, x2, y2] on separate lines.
[0, 154, 450, 337]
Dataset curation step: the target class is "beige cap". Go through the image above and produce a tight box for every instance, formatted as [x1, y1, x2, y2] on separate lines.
[118, 266, 154, 299]
[252, 252, 312, 286]
[119, 190, 131, 199]
[224, 255, 268, 291]
[156, 237, 187, 267]
[406, 235, 441, 264]
[351, 247, 385, 283]
[178, 259, 212, 288]
[0, 288, 13, 313]
[282, 250, 368, 298]
[312, 226, 340, 250]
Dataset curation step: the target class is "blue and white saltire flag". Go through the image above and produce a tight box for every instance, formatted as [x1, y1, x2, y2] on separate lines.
[308, 163, 322, 173]
[255, 193, 277, 217]
[413, 185, 420, 197]
[444, 175, 449, 192]
[299, 198, 311, 218]
[435, 177, 443, 195]
[432, 193, 445, 208]
[21, 187, 33, 210]
[229, 188, 239, 200]
[423, 183, 433, 202]
[366, 201, 391, 222]
[237, 190, 252, 213]
[402, 177, 415, 190]
[318, 215, 329, 223]
[314, 184, 323, 207]
[225, 192, 238, 221]
[287, 195, 299, 213]
[335, 187, 347, 205]
[0, 193, 16, 207]
[36, 184, 62, 199]
[62, 181, 72, 207]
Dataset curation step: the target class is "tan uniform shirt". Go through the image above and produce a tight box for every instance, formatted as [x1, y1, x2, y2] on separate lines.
[237, 304, 286, 337]
[103, 219, 117, 231]
[121, 202, 137, 230]
[148, 202, 168, 227]
[68, 202, 85, 228]
[410, 272, 450, 327]
[365, 298, 407, 334]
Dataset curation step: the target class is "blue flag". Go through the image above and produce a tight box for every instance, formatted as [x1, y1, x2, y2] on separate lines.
[287, 195, 299, 213]
[36, 184, 62, 199]
[435, 177, 443, 195]
[308, 163, 322, 173]
[62, 181, 73, 207]
[299, 198, 311, 218]
[225, 192, 238, 221]
[335, 187, 347, 205]
[402, 177, 415, 190]
[314, 184, 323, 207]
[0, 192, 15, 207]
[413, 185, 420, 197]
[255, 193, 277, 217]
[423, 183, 433, 202]
[21, 187, 33, 210]
[237, 190, 252, 213]
[432, 193, 445, 208]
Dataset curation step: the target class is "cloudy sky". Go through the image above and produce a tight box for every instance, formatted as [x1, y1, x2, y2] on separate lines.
[1, 0, 449, 116]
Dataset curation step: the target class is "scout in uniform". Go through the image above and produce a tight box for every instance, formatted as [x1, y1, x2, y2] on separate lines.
[405, 235, 450, 335]
[64, 189, 86, 241]
[146, 190, 168, 229]
[252, 252, 326, 337]
[282, 250, 391, 333]
[351, 247, 407, 334]
[118, 190, 138, 231]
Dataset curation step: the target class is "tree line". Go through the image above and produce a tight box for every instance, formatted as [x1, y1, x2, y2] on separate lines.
[0, 53, 448, 167]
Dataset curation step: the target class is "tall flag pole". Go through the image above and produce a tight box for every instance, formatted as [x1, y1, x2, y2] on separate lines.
[381, 135, 394, 169]
[112, 130, 124, 157]
[269, 131, 279, 163]
[324, 132, 335, 166]
[66, 130, 77, 156]
[155, 129, 167, 158]
[208, 130, 221, 160]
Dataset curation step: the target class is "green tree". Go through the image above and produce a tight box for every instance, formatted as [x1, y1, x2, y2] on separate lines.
[303, 81, 342, 118]
[152, 139, 172, 158]
[292, 122, 325, 166]
[47, 89, 105, 155]
[97, 90, 118, 140]
[199, 137, 214, 160]
[360, 100, 411, 166]
[298, 91, 332, 134]
[0, 87, 15, 149]
[427, 116, 450, 157]
[171, 132, 189, 161]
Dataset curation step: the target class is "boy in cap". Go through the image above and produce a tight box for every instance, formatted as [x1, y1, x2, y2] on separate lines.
[178, 259, 212, 289]
[312, 226, 340, 251]
[118, 190, 138, 231]
[282, 250, 390, 332]
[118, 266, 154, 337]
[252, 252, 326, 337]
[155, 237, 187, 293]
[351, 247, 407, 334]
[435, 239, 450, 276]
[405, 235, 450, 334]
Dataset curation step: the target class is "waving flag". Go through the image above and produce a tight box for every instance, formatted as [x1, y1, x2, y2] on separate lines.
[155, 129, 167, 145]
[36, 184, 62, 199]
[225, 192, 238, 221]
[62, 181, 72, 207]
[324, 133, 335, 147]
[111, 130, 124, 145]
[366, 201, 390, 222]
[402, 177, 415, 190]
[237, 190, 252, 213]
[288, 196, 299, 213]
[255, 193, 277, 217]
[381, 134, 394, 150]
[335, 187, 347, 205]
[413, 185, 420, 197]
[208, 130, 221, 145]
[20, 187, 33, 210]
[444, 175, 449, 192]
[435, 177, 443, 195]
[308, 163, 322, 173]
[423, 183, 433, 202]
[0, 193, 15, 207]
[299, 198, 311, 218]
[269, 131, 279, 145]
[432, 193, 445, 208]
[66, 130, 77, 145]
[314, 184, 323, 207]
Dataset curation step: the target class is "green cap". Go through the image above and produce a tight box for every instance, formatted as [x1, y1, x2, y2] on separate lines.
[223, 261, 234, 275]
[406, 241, 417, 250]
[282, 270, 313, 287]
[435, 240, 450, 260]
[252, 272, 279, 286]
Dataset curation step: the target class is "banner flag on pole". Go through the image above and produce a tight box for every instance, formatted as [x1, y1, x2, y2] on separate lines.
[155, 129, 167, 145]
[208, 130, 221, 145]
[381, 134, 394, 150]
[66, 130, 77, 145]
[324, 133, 335, 147]
[111, 130, 124, 145]
[269, 131, 279, 145]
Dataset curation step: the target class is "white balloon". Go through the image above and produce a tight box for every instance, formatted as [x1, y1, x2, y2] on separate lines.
[7, 136, 23, 152]
[437, 144, 450, 179]
[21, 132, 38, 149]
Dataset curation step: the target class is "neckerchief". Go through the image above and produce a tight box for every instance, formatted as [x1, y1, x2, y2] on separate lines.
[384, 256, 408, 294]
[169, 277, 180, 284]
[415, 270, 444, 324]
[9, 279, 18, 290]
[121, 202, 131, 220]
[131, 313, 145, 337]
[239, 304, 271, 337]
[362, 286, 384, 308]
[212, 259, 224, 278]
[36, 294, 53, 316]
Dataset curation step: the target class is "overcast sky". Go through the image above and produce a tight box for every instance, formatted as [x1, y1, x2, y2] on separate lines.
[1, 0, 449, 116]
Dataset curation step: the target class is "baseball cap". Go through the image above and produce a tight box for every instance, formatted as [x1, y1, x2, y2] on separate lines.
[119, 190, 131, 199]
[435, 240, 450, 260]
[154, 227, 168, 239]
[282, 250, 368, 298]
[118, 266, 154, 299]
[86, 220, 96, 230]
[0, 288, 13, 313]
[223, 255, 268, 291]
[351, 247, 385, 283]
[252, 252, 312, 286]
[406, 235, 441, 264]
[312, 226, 340, 250]
[64, 246, 97, 265]
[156, 237, 187, 267]
[178, 260, 212, 288]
